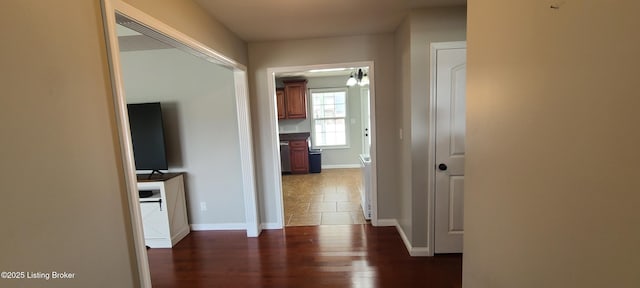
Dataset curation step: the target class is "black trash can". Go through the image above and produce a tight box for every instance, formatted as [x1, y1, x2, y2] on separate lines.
[308, 149, 322, 173]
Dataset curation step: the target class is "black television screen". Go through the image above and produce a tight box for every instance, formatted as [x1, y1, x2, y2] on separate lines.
[127, 102, 168, 171]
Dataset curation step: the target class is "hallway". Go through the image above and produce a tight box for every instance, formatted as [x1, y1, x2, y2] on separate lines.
[147, 225, 463, 287]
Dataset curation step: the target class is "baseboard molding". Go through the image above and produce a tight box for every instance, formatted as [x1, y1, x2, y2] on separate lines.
[190, 223, 246, 231]
[409, 247, 430, 256]
[321, 164, 361, 169]
[375, 218, 398, 227]
[260, 222, 282, 230]
[394, 222, 430, 256]
[377, 219, 431, 257]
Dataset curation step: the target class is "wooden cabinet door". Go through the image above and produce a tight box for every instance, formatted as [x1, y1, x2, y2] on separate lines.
[289, 139, 309, 174]
[276, 89, 286, 119]
[284, 80, 307, 119]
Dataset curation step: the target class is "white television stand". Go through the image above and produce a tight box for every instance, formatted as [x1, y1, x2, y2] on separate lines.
[137, 172, 190, 248]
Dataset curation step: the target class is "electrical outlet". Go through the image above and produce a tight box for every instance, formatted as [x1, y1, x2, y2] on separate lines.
[399, 128, 403, 140]
[200, 202, 207, 211]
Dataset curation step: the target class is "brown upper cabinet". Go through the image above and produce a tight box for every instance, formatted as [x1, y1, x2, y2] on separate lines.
[278, 80, 307, 119]
[276, 88, 286, 119]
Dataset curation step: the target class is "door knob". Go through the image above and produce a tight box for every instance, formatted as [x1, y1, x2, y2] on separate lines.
[438, 163, 448, 171]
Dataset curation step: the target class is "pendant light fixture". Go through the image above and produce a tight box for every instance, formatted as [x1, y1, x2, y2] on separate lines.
[346, 68, 369, 87]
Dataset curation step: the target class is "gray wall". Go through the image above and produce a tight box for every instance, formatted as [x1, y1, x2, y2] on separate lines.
[120, 49, 246, 225]
[464, 1, 640, 287]
[248, 34, 399, 226]
[277, 75, 366, 167]
[395, 15, 413, 244]
[395, 6, 467, 249]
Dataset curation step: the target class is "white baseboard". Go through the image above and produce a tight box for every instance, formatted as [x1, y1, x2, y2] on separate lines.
[394, 222, 430, 256]
[260, 222, 282, 230]
[190, 223, 246, 231]
[377, 218, 430, 257]
[409, 247, 430, 256]
[322, 164, 361, 169]
[375, 218, 398, 227]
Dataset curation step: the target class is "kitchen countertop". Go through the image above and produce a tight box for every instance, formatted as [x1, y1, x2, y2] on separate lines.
[279, 132, 310, 141]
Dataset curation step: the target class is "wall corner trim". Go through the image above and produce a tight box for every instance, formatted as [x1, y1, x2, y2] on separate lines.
[378, 219, 430, 257]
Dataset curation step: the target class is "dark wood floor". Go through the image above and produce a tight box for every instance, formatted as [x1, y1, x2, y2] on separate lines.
[147, 225, 462, 288]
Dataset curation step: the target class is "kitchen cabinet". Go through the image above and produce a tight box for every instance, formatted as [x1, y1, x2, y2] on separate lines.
[277, 80, 307, 119]
[280, 133, 310, 174]
[289, 139, 309, 174]
[276, 88, 286, 119]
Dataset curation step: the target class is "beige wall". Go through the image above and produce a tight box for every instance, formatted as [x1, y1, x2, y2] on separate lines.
[0, 1, 138, 287]
[0, 0, 248, 287]
[123, 0, 248, 65]
[248, 34, 399, 224]
[464, 1, 640, 287]
[395, 6, 467, 249]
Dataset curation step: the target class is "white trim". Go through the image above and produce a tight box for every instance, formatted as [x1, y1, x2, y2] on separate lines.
[266, 61, 378, 229]
[375, 218, 398, 227]
[260, 222, 282, 230]
[377, 219, 429, 256]
[102, 1, 259, 286]
[110, 2, 243, 69]
[394, 220, 430, 257]
[190, 223, 247, 231]
[321, 164, 361, 169]
[100, 2, 150, 287]
[266, 69, 286, 229]
[234, 70, 261, 238]
[367, 63, 379, 227]
[428, 41, 467, 257]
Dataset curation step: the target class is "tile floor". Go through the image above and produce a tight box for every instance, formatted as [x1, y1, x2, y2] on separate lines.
[283, 168, 367, 226]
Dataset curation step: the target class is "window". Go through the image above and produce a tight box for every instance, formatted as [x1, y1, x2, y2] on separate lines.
[310, 88, 348, 148]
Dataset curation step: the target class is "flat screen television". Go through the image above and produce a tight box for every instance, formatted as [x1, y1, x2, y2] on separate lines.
[127, 102, 168, 176]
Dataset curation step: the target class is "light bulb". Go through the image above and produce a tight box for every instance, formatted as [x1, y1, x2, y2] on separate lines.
[359, 74, 370, 86]
[346, 75, 357, 86]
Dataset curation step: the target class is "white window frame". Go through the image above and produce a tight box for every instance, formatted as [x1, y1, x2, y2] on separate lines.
[309, 87, 350, 149]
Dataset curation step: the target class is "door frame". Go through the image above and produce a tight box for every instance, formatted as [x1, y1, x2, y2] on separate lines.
[265, 61, 379, 228]
[428, 41, 467, 256]
[101, 1, 260, 286]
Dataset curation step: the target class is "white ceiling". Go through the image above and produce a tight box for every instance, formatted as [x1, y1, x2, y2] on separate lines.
[194, 0, 466, 42]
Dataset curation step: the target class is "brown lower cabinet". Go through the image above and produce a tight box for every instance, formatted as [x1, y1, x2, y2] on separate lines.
[289, 139, 309, 174]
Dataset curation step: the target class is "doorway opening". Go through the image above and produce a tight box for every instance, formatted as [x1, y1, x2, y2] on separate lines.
[266, 62, 378, 228]
[102, 1, 259, 286]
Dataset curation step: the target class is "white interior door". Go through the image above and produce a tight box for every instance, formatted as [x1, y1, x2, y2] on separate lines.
[434, 45, 466, 253]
